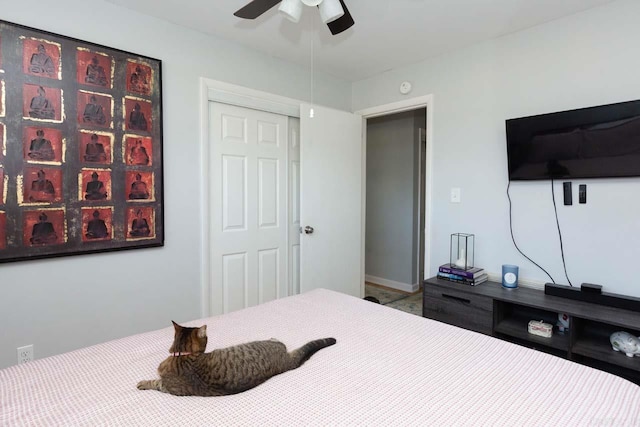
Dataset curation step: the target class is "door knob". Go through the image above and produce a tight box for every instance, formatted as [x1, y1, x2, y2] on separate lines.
[303, 226, 314, 235]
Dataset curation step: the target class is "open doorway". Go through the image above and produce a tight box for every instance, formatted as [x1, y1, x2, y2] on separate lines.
[364, 108, 427, 314]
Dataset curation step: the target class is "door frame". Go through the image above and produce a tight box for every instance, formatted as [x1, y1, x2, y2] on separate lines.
[355, 95, 435, 290]
[200, 77, 433, 316]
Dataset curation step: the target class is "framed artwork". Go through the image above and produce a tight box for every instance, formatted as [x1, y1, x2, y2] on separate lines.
[0, 19, 163, 263]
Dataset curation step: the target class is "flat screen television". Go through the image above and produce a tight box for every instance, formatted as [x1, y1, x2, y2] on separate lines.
[505, 99, 640, 180]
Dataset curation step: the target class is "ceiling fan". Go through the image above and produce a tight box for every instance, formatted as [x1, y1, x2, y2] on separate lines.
[234, 0, 355, 36]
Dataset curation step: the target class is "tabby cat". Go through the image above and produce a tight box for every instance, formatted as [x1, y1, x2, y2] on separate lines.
[137, 321, 336, 397]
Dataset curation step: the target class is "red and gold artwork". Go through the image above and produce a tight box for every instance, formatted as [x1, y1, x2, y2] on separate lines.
[0, 20, 162, 263]
[0, 122, 4, 163]
[125, 170, 152, 201]
[124, 97, 151, 133]
[0, 80, 5, 117]
[126, 206, 154, 240]
[77, 91, 112, 128]
[23, 127, 63, 163]
[0, 211, 5, 250]
[22, 38, 61, 80]
[79, 132, 112, 165]
[0, 167, 4, 205]
[126, 60, 152, 96]
[23, 84, 62, 122]
[124, 136, 152, 166]
[23, 166, 63, 204]
[80, 169, 111, 202]
[81, 207, 113, 242]
[23, 209, 65, 246]
[76, 49, 112, 89]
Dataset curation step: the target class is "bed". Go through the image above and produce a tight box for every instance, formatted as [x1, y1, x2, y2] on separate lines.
[2, 288, 639, 426]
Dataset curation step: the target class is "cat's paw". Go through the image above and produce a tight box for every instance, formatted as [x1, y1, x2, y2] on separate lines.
[137, 380, 154, 390]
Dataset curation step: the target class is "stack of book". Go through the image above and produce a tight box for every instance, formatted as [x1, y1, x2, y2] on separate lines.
[437, 264, 488, 286]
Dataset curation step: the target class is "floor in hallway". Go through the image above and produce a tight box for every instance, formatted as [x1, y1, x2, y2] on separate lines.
[364, 283, 422, 316]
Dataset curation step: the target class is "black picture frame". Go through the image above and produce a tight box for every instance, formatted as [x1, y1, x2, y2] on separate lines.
[0, 19, 164, 263]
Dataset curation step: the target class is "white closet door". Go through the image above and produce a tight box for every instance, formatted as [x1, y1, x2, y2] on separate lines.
[300, 104, 363, 298]
[288, 118, 301, 296]
[210, 102, 288, 314]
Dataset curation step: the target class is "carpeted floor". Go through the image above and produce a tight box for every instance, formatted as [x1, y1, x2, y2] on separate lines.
[364, 283, 422, 316]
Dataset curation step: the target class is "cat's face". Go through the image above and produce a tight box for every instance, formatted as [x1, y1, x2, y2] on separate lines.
[169, 321, 208, 355]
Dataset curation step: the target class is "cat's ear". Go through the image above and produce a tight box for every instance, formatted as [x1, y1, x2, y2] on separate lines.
[171, 320, 180, 331]
[197, 325, 207, 338]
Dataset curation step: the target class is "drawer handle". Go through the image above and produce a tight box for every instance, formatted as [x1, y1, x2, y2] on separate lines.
[441, 293, 471, 304]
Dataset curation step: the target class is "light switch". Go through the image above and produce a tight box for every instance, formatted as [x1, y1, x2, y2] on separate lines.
[451, 187, 461, 203]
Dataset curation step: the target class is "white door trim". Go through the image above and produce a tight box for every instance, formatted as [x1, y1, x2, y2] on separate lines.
[202, 79, 301, 118]
[355, 94, 435, 288]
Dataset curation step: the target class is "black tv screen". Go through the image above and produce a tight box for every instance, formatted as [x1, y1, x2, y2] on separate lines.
[506, 99, 640, 180]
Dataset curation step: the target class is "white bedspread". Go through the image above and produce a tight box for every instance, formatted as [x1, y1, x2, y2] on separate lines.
[2, 288, 639, 426]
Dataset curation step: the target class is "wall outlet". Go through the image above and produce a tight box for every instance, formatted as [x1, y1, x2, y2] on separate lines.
[17, 345, 34, 364]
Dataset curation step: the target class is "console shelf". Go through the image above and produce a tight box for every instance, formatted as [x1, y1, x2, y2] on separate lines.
[423, 277, 640, 384]
[572, 319, 640, 372]
[494, 317, 570, 352]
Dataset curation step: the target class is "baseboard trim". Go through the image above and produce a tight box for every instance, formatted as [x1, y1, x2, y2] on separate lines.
[365, 275, 419, 293]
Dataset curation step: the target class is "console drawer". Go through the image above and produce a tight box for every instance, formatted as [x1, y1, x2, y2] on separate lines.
[423, 284, 493, 335]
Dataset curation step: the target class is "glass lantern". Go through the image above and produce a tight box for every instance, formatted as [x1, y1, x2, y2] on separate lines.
[450, 233, 474, 270]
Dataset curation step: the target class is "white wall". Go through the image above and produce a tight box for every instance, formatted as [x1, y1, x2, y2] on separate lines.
[353, 0, 640, 296]
[0, 0, 351, 369]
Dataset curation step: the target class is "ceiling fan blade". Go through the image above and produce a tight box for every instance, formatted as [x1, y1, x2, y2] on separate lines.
[326, 0, 354, 35]
[234, 0, 282, 19]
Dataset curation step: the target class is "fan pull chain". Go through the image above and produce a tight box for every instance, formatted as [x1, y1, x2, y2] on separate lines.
[309, 13, 315, 118]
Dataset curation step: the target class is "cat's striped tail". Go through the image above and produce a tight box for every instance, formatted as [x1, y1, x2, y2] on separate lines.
[291, 338, 336, 367]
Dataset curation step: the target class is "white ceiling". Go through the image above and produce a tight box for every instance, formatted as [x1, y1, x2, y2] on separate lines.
[104, 0, 617, 82]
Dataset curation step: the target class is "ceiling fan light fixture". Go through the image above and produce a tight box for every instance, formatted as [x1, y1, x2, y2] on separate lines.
[318, 0, 344, 24]
[301, 0, 323, 6]
[279, 0, 303, 23]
